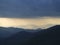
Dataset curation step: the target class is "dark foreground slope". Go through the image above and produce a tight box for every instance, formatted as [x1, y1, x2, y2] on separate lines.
[26, 25, 60, 45]
[0, 25, 60, 45]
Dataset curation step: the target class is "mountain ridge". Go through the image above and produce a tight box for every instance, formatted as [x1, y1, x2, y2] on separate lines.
[0, 25, 60, 45]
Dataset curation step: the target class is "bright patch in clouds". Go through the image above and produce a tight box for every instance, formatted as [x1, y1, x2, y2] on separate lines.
[0, 17, 60, 29]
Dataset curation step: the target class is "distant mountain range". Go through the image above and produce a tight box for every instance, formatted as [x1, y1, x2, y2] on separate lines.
[0, 27, 42, 38]
[0, 25, 60, 45]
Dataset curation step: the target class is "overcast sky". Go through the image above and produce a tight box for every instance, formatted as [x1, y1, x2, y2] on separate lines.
[0, 0, 60, 18]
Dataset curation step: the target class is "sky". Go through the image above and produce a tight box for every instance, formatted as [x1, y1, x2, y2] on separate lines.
[0, 0, 60, 29]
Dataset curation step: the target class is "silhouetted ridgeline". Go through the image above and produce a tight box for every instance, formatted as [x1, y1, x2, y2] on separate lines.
[0, 25, 60, 45]
[0, 27, 42, 45]
[0, 27, 41, 38]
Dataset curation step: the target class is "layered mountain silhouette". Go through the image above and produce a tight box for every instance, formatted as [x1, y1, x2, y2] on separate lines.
[0, 27, 25, 38]
[0, 27, 41, 38]
[0, 25, 60, 45]
[0, 27, 41, 45]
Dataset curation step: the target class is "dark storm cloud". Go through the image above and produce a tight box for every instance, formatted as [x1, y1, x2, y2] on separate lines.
[0, 0, 60, 18]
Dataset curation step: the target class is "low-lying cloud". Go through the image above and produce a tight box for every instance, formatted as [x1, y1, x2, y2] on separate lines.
[0, 17, 60, 29]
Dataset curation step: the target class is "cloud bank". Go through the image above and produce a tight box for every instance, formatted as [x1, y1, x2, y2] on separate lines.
[0, 17, 60, 29]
